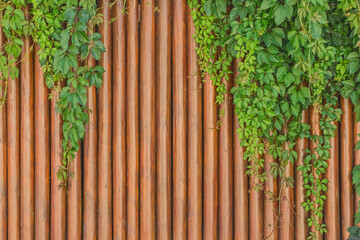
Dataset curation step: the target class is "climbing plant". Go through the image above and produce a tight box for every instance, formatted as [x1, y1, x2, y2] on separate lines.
[189, 0, 360, 238]
[341, 0, 360, 236]
[0, 0, 106, 188]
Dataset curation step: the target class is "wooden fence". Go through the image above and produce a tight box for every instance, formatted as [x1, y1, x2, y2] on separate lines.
[0, 0, 357, 239]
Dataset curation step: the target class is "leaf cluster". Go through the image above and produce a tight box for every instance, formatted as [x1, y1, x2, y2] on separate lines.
[0, 0, 107, 188]
[189, 0, 358, 238]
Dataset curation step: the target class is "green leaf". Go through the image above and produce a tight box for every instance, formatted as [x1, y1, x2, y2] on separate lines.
[64, 6, 77, 25]
[60, 30, 70, 51]
[273, 28, 285, 39]
[94, 65, 105, 74]
[78, 92, 87, 106]
[80, 0, 96, 11]
[349, 61, 360, 74]
[215, 0, 227, 16]
[277, 66, 287, 79]
[204, 0, 213, 16]
[75, 22, 87, 32]
[91, 47, 101, 60]
[284, 4, 293, 18]
[348, 52, 360, 60]
[311, 22, 322, 39]
[274, 5, 287, 25]
[69, 127, 80, 144]
[67, 54, 78, 69]
[78, 9, 90, 23]
[260, 0, 276, 10]
[74, 119, 85, 132]
[9, 43, 22, 58]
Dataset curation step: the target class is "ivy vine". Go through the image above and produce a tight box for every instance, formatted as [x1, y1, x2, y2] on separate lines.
[4, 0, 360, 238]
[189, 0, 360, 238]
[0, 0, 106, 188]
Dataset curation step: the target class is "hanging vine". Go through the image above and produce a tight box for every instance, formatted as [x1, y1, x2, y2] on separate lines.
[340, 0, 360, 238]
[0, 0, 106, 188]
[189, 0, 358, 239]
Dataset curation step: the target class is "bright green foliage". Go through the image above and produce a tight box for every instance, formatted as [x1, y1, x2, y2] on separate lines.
[0, 0, 106, 188]
[188, 0, 232, 107]
[0, 0, 27, 106]
[353, 165, 360, 225]
[348, 225, 360, 240]
[189, 0, 359, 238]
[340, 0, 360, 234]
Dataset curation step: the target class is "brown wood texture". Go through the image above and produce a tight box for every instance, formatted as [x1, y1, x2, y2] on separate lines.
[156, 0, 172, 239]
[0, 96, 6, 240]
[97, 0, 113, 239]
[203, 73, 219, 240]
[249, 166, 263, 240]
[355, 118, 360, 225]
[0, 25, 6, 240]
[67, 149, 82, 240]
[140, 0, 156, 239]
[0, 1, 358, 239]
[83, 56, 97, 240]
[309, 107, 322, 240]
[50, 87, 66, 240]
[279, 127, 294, 240]
[340, 97, 354, 240]
[34, 44, 50, 240]
[295, 110, 309, 240]
[126, 1, 140, 240]
[187, 5, 203, 240]
[7, 49, 20, 240]
[233, 60, 249, 240]
[263, 144, 278, 240]
[325, 120, 340, 240]
[173, 0, 187, 239]
[219, 75, 234, 240]
[20, 35, 34, 240]
[112, 1, 127, 239]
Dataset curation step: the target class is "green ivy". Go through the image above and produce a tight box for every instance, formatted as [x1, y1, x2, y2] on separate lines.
[189, 0, 358, 238]
[339, 0, 360, 232]
[0, 0, 106, 188]
[349, 225, 360, 240]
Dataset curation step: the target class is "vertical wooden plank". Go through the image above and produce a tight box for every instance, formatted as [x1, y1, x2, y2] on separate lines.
[34, 44, 50, 240]
[249, 166, 263, 240]
[98, 0, 113, 239]
[263, 147, 278, 240]
[112, 1, 127, 239]
[279, 138, 294, 240]
[83, 57, 97, 240]
[173, 0, 187, 239]
[0, 98, 6, 240]
[309, 107, 322, 240]
[126, 1, 140, 239]
[355, 119, 360, 224]
[219, 78, 233, 240]
[325, 121, 340, 240]
[340, 97, 354, 239]
[156, 0, 172, 239]
[295, 110, 308, 240]
[7, 57, 20, 240]
[140, 0, 156, 239]
[233, 61, 249, 240]
[233, 124, 249, 240]
[0, 102, 6, 240]
[50, 90, 66, 240]
[67, 149, 82, 240]
[203, 75, 218, 240]
[187, 5, 203, 240]
[20, 35, 34, 240]
[0, 26, 7, 240]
